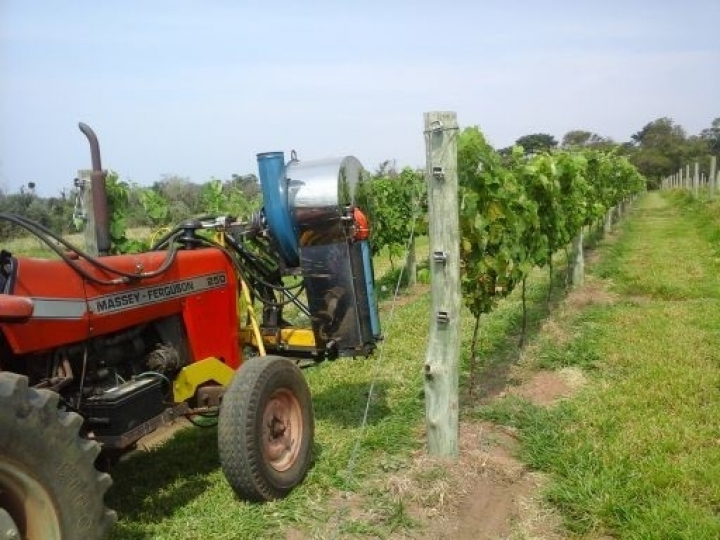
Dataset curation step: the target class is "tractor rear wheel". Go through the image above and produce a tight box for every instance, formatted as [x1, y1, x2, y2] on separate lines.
[218, 356, 314, 501]
[0, 372, 116, 539]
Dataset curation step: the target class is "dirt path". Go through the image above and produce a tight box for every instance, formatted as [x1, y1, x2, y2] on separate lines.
[382, 275, 617, 540]
[386, 369, 574, 540]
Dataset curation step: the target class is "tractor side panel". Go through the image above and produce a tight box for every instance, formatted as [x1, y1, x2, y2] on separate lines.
[2, 249, 240, 368]
[82, 250, 240, 368]
[181, 270, 241, 370]
[3, 258, 90, 353]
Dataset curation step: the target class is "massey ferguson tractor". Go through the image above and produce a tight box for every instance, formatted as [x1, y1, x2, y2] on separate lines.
[0, 124, 381, 539]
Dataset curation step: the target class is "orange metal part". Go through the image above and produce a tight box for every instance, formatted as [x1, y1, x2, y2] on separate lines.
[0, 295, 34, 323]
[3, 248, 242, 369]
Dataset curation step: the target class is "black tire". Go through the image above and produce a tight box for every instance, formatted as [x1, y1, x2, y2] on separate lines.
[0, 373, 116, 539]
[218, 356, 314, 502]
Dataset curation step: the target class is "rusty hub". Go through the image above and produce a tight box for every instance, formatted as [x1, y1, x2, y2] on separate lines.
[261, 389, 303, 472]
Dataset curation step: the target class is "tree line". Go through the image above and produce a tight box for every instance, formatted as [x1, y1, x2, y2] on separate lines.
[511, 116, 719, 189]
[1, 115, 715, 242]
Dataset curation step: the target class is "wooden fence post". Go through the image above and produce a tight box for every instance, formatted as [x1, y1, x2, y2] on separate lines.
[423, 111, 460, 458]
[710, 156, 717, 200]
[78, 169, 98, 256]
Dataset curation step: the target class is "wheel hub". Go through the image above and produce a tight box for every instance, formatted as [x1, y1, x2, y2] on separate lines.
[262, 389, 303, 472]
[0, 460, 61, 540]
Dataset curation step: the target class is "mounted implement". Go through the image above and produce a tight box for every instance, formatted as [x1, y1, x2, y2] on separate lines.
[0, 124, 380, 539]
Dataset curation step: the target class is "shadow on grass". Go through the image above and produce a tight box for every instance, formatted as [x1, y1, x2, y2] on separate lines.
[107, 426, 333, 540]
[106, 381, 390, 533]
[312, 381, 391, 428]
[106, 425, 220, 529]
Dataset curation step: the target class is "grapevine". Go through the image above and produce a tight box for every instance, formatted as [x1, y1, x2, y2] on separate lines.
[457, 127, 644, 392]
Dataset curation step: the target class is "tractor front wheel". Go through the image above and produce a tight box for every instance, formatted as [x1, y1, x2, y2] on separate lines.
[0, 372, 116, 539]
[218, 356, 314, 501]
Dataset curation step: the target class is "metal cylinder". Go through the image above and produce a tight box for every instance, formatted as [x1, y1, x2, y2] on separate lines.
[256, 152, 298, 267]
[285, 156, 364, 247]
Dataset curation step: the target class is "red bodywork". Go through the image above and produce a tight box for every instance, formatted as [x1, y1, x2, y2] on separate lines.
[2, 249, 241, 369]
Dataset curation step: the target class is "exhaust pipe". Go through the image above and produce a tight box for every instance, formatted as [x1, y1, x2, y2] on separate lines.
[78, 122, 111, 256]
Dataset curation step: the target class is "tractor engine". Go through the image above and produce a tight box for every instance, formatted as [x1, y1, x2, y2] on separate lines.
[0, 315, 189, 447]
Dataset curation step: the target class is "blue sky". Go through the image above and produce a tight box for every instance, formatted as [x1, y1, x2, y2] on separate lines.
[1, 1, 718, 196]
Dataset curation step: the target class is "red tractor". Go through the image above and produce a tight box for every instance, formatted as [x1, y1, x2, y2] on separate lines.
[0, 125, 381, 539]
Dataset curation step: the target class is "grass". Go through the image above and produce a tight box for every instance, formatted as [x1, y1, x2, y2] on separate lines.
[3, 228, 152, 258]
[475, 191, 720, 538]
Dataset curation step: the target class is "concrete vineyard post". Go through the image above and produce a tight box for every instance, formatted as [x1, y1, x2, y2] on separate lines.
[710, 156, 717, 200]
[603, 207, 613, 237]
[571, 228, 584, 287]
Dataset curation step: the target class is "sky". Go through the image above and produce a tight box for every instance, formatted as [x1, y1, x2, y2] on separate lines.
[1, 1, 718, 197]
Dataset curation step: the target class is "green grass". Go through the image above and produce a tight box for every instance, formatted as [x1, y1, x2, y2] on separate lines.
[476, 192, 720, 538]
[3, 228, 152, 258]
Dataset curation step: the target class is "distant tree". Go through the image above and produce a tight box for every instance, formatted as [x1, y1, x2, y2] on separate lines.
[374, 159, 398, 178]
[700, 117, 720, 154]
[23, 198, 50, 228]
[0, 191, 63, 238]
[631, 117, 686, 148]
[515, 133, 558, 154]
[683, 135, 711, 161]
[153, 175, 203, 221]
[561, 130, 610, 148]
[629, 117, 691, 184]
[616, 142, 636, 156]
[228, 173, 261, 202]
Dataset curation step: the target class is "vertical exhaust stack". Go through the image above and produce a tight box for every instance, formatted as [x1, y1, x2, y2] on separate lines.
[78, 123, 111, 256]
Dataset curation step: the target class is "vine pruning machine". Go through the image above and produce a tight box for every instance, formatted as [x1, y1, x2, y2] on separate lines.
[0, 124, 381, 539]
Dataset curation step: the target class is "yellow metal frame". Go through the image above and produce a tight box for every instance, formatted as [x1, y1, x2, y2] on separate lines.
[239, 327, 316, 350]
[173, 357, 235, 403]
[213, 229, 316, 356]
[213, 228, 267, 356]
